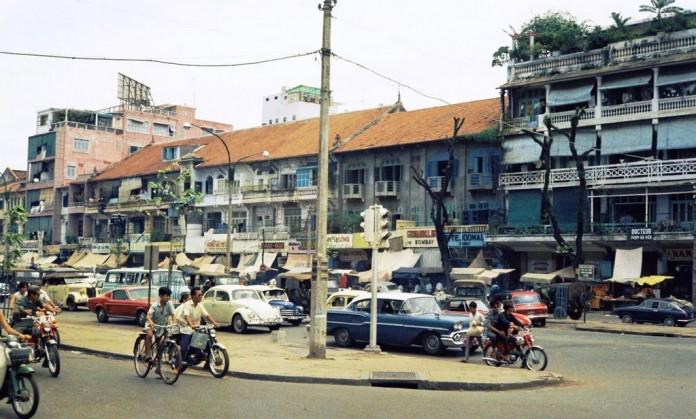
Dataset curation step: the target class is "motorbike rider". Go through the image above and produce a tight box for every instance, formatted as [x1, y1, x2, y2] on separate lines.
[8, 282, 29, 324]
[13, 286, 46, 335]
[144, 287, 176, 362]
[494, 300, 526, 362]
[175, 286, 220, 364]
[484, 298, 504, 354]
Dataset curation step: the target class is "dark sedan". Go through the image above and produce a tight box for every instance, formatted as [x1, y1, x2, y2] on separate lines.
[614, 298, 695, 327]
[88, 286, 157, 327]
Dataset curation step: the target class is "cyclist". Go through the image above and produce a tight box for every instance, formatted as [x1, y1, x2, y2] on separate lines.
[144, 287, 176, 362]
[176, 286, 220, 364]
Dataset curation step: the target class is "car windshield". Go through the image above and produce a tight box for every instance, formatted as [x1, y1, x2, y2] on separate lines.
[513, 294, 541, 304]
[264, 290, 288, 301]
[400, 297, 442, 315]
[64, 277, 88, 284]
[234, 290, 260, 300]
[128, 288, 153, 299]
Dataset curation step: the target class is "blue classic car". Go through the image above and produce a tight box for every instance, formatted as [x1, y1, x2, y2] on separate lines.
[614, 297, 695, 327]
[249, 285, 306, 326]
[327, 292, 469, 355]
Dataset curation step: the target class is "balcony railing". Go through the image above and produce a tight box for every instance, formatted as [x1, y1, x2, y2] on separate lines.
[375, 181, 400, 197]
[52, 121, 123, 135]
[500, 158, 696, 189]
[343, 183, 364, 199]
[492, 221, 694, 237]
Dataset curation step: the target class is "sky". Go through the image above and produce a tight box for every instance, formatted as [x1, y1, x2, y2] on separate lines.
[0, 0, 651, 170]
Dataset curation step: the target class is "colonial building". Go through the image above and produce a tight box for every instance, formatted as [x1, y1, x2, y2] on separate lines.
[496, 26, 696, 302]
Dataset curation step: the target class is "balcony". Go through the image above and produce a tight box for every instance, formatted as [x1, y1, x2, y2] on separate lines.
[343, 183, 364, 199]
[375, 181, 400, 197]
[500, 157, 696, 190]
[467, 173, 496, 190]
[52, 120, 123, 135]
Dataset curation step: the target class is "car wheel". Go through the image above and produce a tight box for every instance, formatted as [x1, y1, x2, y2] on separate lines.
[422, 332, 444, 356]
[621, 314, 633, 324]
[136, 311, 147, 328]
[67, 298, 78, 312]
[663, 317, 676, 327]
[289, 319, 303, 326]
[567, 307, 582, 320]
[96, 307, 109, 323]
[268, 324, 281, 332]
[232, 314, 247, 333]
[334, 328, 354, 348]
[535, 319, 546, 327]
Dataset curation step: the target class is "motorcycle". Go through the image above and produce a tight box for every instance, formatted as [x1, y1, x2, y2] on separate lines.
[0, 336, 40, 418]
[182, 326, 229, 378]
[481, 324, 548, 371]
[25, 313, 60, 377]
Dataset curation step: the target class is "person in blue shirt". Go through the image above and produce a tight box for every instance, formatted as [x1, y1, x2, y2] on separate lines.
[144, 287, 176, 362]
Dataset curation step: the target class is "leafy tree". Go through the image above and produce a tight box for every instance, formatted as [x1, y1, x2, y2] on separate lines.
[639, 0, 684, 20]
[2, 206, 28, 278]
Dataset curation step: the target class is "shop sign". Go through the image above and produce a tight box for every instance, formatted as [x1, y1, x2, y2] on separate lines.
[403, 228, 437, 247]
[528, 259, 553, 273]
[20, 240, 38, 252]
[261, 241, 287, 253]
[578, 264, 594, 281]
[666, 248, 692, 261]
[92, 243, 111, 254]
[339, 249, 367, 262]
[326, 234, 353, 249]
[205, 240, 228, 254]
[627, 227, 652, 241]
[448, 232, 486, 248]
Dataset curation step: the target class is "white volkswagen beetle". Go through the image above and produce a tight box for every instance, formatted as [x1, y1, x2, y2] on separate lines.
[202, 285, 282, 333]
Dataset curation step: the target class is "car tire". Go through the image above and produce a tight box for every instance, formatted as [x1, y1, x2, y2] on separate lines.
[621, 314, 633, 324]
[663, 317, 676, 327]
[136, 311, 147, 328]
[536, 319, 546, 327]
[67, 298, 78, 312]
[334, 328, 354, 348]
[268, 324, 281, 332]
[96, 307, 109, 323]
[567, 307, 582, 320]
[232, 314, 247, 334]
[289, 319, 303, 326]
[422, 332, 444, 356]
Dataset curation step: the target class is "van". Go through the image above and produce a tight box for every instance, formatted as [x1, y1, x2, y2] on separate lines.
[100, 268, 189, 300]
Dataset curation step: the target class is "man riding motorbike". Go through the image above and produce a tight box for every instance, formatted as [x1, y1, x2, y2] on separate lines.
[493, 300, 526, 362]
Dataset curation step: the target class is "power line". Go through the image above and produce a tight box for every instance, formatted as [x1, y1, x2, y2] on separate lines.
[0, 50, 320, 68]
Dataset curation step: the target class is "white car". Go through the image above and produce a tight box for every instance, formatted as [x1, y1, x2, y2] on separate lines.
[327, 290, 369, 309]
[202, 285, 282, 333]
[363, 281, 401, 293]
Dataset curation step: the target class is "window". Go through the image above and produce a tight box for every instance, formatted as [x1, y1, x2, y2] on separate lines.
[374, 160, 402, 182]
[205, 176, 214, 195]
[275, 119, 278, 124]
[292, 115, 296, 121]
[231, 210, 247, 232]
[284, 207, 302, 233]
[73, 138, 89, 152]
[66, 165, 77, 179]
[280, 174, 296, 190]
[283, 117, 287, 122]
[268, 120, 272, 125]
[344, 168, 365, 184]
[37, 114, 49, 126]
[162, 147, 179, 161]
[126, 119, 149, 134]
[296, 167, 317, 188]
[153, 123, 174, 137]
[112, 290, 127, 300]
[129, 145, 141, 154]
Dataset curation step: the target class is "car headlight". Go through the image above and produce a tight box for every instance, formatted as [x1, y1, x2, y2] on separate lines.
[453, 322, 463, 331]
[297, 306, 304, 313]
[248, 312, 258, 319]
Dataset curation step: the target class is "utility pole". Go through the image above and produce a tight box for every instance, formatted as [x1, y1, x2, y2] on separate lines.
[309, 0, 336, 359]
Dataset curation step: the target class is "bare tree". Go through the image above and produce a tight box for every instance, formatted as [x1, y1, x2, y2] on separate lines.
[410, 117, 465, 291]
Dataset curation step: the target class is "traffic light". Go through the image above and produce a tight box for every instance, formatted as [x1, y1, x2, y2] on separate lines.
[375, 205, 391, 242]
[360, 207, 375, 243]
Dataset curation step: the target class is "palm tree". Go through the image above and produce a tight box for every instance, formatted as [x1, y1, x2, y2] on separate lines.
[610, 12, 631, 29]
[639, 0, 684, 20]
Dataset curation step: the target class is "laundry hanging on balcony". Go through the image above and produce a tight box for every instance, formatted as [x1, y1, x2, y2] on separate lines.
[599, 72, 652, 90]
[547, 81, 595, 107]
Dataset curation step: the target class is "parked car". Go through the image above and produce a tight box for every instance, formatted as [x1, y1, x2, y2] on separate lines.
[614, 298, 695, 327]
[452, 279, 488, 301]
[100, 268, 189, 301]
[87, 286, 156, 327]
[327, 292, 468, 355]
[43, 272, 98, 311]
[248, 285, 305, 326]
[202, 285, 282, 333]
[327, 290, 369, 309]
[504, 290, 548, 326]
[441, 298, 490, 316]
[363, 281, 400, 293]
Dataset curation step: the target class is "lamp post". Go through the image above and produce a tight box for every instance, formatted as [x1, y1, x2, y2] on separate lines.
[182, 122, 268, 271]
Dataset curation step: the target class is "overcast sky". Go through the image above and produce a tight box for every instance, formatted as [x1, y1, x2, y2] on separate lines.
[1, 0, 648, 169]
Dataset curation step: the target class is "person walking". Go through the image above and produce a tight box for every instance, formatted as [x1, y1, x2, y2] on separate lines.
[461, 301, 485, 363]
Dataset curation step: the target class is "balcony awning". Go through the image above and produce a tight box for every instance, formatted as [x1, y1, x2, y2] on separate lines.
[502, 137, 541, 164]
[547, 82, 594, 107]
[606, 247, 642, 285]
[599, 73, 652, 90]
[550, 130, 596, 157]
[657, 117, 691, 150]
[601, 122, 653, 154]
[656, 68, 696, 86]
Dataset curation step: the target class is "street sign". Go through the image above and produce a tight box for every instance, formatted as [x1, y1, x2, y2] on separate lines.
[578, 264, 594, 281]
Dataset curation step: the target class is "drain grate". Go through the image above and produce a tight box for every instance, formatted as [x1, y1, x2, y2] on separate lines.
[369, 371, 425, 389]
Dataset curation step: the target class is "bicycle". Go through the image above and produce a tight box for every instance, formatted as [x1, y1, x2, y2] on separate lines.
[133, 324, 182, 385]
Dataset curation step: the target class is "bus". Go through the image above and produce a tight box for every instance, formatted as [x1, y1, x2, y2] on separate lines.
[100, 268, 189, 300]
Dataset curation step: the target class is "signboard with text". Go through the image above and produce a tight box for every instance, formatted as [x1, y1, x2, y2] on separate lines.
[92, 243, 112, 254]
[326, 234, 353, 249]
[578, 264, 594, 281]
[400, 228, 486, 248]
[627, 227, 653, 241]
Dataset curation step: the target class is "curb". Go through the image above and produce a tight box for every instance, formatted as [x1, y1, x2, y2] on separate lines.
[574, 326, 696, 338]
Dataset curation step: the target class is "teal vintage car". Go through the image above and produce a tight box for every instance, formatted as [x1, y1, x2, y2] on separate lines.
[327, 292, 469, 356]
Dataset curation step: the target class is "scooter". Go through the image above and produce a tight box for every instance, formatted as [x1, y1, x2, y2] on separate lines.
[481, 325, 548, 371]
[0, 336, 40, 418]
[182, 326, 229, 378]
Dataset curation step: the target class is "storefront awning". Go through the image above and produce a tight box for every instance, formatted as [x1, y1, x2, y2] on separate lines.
[606, 247, 643, 284]
[231, 254, 255, 274]
[281, 254, 313, 272]
[73, 252, 111, 269]
[548, 82, 594, 107]
[636, 275, 673, 286]
[358, 249, 420, 283]
[520, 266, 575, 283]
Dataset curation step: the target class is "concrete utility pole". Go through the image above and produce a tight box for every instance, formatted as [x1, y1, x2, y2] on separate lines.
[309, 0, 336, 359]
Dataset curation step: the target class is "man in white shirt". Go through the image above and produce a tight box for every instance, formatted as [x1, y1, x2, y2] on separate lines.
[176, 287, 220, 363]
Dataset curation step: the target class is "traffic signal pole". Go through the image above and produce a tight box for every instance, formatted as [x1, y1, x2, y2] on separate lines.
[365, 206, 381, 353]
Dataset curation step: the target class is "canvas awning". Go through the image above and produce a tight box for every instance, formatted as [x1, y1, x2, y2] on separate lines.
[450, 268, 486, 279]
[636, 275, 673, 286]
[606, 247, 643, 284]
[118, 177, 143, 202]
[231, 254, 255, 274]
[599, 73, 652, 90]
[245, 253, 279, 278]
[548, 81, 594, 107]
[357, 249, 421, 283]
[73, 252, 111, 269]
[191, 255, 215, 269]
[98, 254, 128, 270]
[64, 251, 88, 267]
[656, 68, 696, 86]
[281, 254, 313, 273]
[198, 264, 227, 274]
[520, 266, 576, 283]
[175, 253, 193, 267]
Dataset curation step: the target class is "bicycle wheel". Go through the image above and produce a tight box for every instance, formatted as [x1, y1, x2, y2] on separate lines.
[159, 342, 182, 385]
[133, 336, 152, 378]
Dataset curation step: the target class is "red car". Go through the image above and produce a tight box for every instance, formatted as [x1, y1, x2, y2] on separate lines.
[88, 286, 156, 327]
[507, 290, 548, 327]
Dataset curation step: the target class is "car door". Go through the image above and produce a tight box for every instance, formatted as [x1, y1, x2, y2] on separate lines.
[378, 299, 405, 345]
[349, 299, 371, 342]
[214, 290, 234, 325]
[106, 289, 130, 316]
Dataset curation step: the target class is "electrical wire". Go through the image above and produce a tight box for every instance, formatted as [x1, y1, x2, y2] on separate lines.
[0, 50, 319, 68]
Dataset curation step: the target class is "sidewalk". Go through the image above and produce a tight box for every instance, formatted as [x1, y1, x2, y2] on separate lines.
[58, 317, 562, 391]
